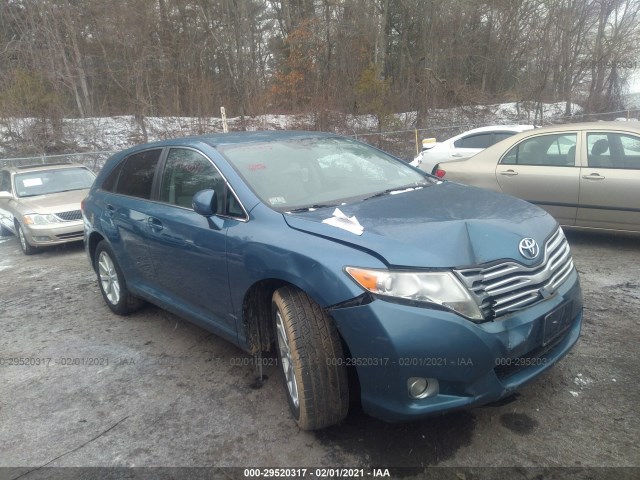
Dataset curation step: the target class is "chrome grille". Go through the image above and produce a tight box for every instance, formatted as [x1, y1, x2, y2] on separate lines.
[455, 228, 575, 320]
[54, 210, 82, 222]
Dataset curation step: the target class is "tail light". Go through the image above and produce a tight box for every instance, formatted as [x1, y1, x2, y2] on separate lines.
[434, 168, 446, 178]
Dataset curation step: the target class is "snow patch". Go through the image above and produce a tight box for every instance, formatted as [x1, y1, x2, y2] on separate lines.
[573, 373, 593, 388]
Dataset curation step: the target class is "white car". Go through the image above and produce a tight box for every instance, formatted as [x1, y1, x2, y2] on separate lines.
[411, 125, 535, 174]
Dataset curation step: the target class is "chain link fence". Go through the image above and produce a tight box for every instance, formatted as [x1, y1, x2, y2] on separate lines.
[1, 108, 638, 168]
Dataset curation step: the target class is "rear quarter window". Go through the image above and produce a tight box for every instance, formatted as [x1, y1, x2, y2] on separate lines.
[109, 149, 162, 199]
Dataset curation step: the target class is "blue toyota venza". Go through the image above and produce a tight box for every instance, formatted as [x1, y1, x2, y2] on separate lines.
[82, 131, 583, 430]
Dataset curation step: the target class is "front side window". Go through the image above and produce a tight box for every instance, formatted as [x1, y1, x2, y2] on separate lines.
[219, 136, 430, 210]
[14, 167, 96, 198]
[115, 150, 162, 199]
[587, 132, 640, 169]
[501, 133, 577, 167]
[159, 148, 224, 209]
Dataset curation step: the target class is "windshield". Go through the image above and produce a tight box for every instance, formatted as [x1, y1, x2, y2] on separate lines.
[14, 167, 96, 198]
[220, 136, 432, 210]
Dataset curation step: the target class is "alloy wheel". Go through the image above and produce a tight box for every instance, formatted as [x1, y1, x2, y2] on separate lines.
[98, 251, 121, 305]
[275, 311, 299, 408]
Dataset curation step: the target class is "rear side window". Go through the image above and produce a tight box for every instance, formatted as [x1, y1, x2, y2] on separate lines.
[454, 133, 493, 149]
[113, 149, 162, 199]
[494, 132, 515, 143]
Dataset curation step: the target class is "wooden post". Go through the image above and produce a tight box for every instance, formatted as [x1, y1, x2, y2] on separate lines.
[221, 107, 228, 133]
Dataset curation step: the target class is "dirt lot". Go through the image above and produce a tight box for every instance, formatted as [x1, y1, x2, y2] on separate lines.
[0, 229, 638, 478]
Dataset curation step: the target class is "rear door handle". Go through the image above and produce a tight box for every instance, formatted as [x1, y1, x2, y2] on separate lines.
[147, 217, 163, 232]
[582, 173, 605, 180]
[499, 170, 518, 176]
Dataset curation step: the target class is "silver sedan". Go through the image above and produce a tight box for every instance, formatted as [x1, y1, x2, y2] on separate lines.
[436, 122, 640, 233]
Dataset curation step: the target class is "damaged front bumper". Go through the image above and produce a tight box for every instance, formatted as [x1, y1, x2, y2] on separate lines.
[329, 269, 583, 422]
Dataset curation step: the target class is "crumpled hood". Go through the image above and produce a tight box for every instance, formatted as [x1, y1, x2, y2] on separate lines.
[283, 182, 557, 268]
[17, 189, 88, 214]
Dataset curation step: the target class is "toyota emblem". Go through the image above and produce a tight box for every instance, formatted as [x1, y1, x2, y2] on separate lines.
[519, 237, 540, 260]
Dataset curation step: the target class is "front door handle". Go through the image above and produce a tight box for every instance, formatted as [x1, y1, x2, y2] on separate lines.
[499, 170, 518, 176]
[147, 217, 164, 232]
[582, 173, 605, 180]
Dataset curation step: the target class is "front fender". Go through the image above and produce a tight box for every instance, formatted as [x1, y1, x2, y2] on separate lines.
[226, 207, 384, 312]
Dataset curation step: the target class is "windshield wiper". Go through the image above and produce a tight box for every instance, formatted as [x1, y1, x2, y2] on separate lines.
[286, 203, 340, 213]
[362, 185, 425, 201]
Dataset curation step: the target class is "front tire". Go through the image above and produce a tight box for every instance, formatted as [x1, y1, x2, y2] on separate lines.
[16, 223, 35, 255]
[95, 240, 143, 315]
[272, 286, 349, 430]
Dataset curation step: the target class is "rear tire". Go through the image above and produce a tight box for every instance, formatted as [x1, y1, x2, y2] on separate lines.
[95, 240, 144, 315]
[272, 286, 349, 430]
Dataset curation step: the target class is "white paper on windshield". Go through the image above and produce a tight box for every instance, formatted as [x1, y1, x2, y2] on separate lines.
[322, 208, 364, 236]
[23, 178, 43, 187]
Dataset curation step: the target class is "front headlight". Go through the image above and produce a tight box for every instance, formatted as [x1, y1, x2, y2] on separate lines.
[23, 214, 62, 225]
[345, 266, 483, 321]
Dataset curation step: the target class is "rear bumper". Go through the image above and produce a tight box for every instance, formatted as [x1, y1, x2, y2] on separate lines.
[330, 269, 583, 422]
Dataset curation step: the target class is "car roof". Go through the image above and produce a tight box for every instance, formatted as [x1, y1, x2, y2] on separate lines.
[0, 162, 89, 175]
[484, 121, 640, 147]
[519, 121, 640, 133]
[453, 124, 535, 136]
[124, 130, 340, 151]
[201, 130, 337, 147]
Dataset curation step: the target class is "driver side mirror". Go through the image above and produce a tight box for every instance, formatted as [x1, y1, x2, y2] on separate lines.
[192, 189, 218, 217]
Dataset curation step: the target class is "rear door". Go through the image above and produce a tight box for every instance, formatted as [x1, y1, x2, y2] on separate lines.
[495, 132, 580, 226]
[102, 148, 163, 287]
[577, 131, 640, 231]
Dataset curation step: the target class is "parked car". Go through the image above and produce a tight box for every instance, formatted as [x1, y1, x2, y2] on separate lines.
[411, 125, 535, 174]
[435, 122, 640, 232]
[83, 131, 583, 430]
[0, 162, 96, 254]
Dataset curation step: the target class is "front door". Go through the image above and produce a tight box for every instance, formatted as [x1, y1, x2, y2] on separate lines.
[144, 147, 237, 339]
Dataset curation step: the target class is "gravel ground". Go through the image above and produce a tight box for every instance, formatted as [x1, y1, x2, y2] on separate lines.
[0, 229, 638, 479]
